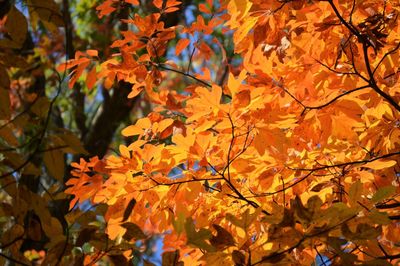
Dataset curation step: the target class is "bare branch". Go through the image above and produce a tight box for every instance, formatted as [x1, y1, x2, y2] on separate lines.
[156, 63, 212, 88]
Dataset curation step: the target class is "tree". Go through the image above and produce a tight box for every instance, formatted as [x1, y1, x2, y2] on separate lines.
[1, 0, 400, 265]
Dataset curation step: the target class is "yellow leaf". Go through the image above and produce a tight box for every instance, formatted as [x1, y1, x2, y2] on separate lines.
[227, 70, 247, 96]
[233, 16, 257, 44]
[121, 118, 151, 136]
[363, 160, 396, 170]
[200, 252, 231, 266]
[157, 118, 174, 133]
[119, 145, 131, 158]
[227, 0, 252, 21]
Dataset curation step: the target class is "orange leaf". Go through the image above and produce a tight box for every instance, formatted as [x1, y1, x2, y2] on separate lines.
[153, 0, 163, 9]
[175, 38, 190, 56]
[125, 0, 139, 4]
[128, 83, 144, 98]
[85, 66, 97, 90]
[86, 49, 98, 57]
[96, 0, 116, 18]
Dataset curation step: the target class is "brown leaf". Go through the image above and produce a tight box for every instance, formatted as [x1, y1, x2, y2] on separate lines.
[2, 6, 27, 48]
[27, 215, 42, 242]
[210, 224, 235, 250]
[0, 87, 10, 120]
[76, 227, 97, 246]
[162, 250, 183, 266]
[122, 198, 136, 222]
[232, 250, 246, 265]
[122, 222, 146, 240]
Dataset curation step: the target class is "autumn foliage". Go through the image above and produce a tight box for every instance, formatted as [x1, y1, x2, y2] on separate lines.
[1, 0, 400, 265]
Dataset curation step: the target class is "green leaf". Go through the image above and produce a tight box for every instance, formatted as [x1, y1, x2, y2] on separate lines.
[172, 211, 186, 235]
[82, 242, 93, 254]
[185, 218, 215, 252]
[318, 203, 358, 228]
[226, 208, 260, 229]
[122, 222, 146, 240]
[367, 210, 391, 225]
[371, 186, 396, 203]
[342, 223, 381, 240]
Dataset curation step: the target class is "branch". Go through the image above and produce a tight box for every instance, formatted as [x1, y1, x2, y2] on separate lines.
[156, 63, 212, 88]
[249, 151, 400, 198]
[0, 95, 39, 131]
[327, 0, 363, 41]
[248, 171, 314, 198]
[303, 85, 369, 111]
[315, 58, 358, 76]
[206, 118, 270, 215]
[251, 214, 357, 265]
[375, 202, 400, 209]
[362, 42, 400, 112]
[0, 252, 31, 266]
[287, 151, 400, 172]
[372, 42, 400, 76]
[0, 234, 24, 250]
[0, 68, 65, 179]
[141, 175, 224, 192]
[224, 114, 236, 181]
[276, 81, 369, 115]
[377, 253, 400, 260]
[327, 0, 400, 112]
[274, 79, 306, 109]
